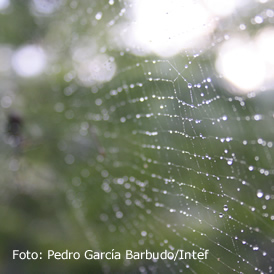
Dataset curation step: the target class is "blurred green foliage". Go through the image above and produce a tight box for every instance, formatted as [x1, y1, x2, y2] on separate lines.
[0, 0, 273, 273]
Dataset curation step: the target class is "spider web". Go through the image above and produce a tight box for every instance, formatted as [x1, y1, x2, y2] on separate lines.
[1, 0, 274, 273]
[58, 1, 273, 273]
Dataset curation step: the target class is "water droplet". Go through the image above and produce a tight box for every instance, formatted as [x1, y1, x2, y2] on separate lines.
[1, 96, 12, 108]
[254, 114, 262, 121]
[120, 117, 126, 123]
[187, 83, 192, 89]
[95, 11, 102, 20]
[223, 205, 228, 212]
[116, 211, 123, 219]
[65, 154, 75, 165]
[257, 190, 264, 198]
[219, 213, 224, 218]
[95, 98, 102, 106]
[239, 24, 246, 30]
[254, 15, 263, 24]
[141, 231, 147, 237]
[227, 159, 233, 165]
